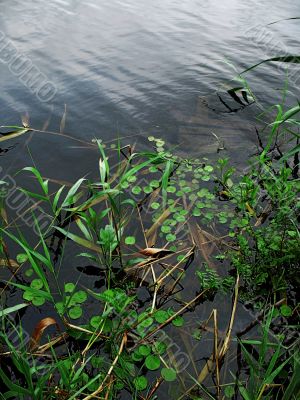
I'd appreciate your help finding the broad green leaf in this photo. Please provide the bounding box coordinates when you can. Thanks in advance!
[55,227,102,252]
[0,303,28,317]
[62,178,85,207]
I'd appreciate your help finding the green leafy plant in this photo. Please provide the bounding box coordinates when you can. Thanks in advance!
[235,309,298,400]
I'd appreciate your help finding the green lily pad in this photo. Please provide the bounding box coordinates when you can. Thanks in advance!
[154,310,169,323]
[65,282,76,293]
[145,354,160,371]
[125,236,136,245]
[172,316,184,327]
[138,344,151,356]
[23,291,34,301]
[68,306,83,319]
[32,296,46,306]
[70,290,88,304]
[133,376,148,391]
[161,367,177,382]
[30,279,43,290]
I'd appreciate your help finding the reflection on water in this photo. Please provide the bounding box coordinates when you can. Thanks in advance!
[1,0,300,180]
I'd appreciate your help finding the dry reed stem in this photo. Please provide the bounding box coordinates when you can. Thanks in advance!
[82,334,127,400]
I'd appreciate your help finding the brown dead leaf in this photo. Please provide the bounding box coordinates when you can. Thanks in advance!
[139,247,174,258]
[0,258,19,269]
[29,317,59,351]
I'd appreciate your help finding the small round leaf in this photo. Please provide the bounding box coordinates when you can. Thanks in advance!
[145,355,160,370]
[172,316,184,327]
[125,236,136,245]
[133,376,148,391]
[154,310,169,323]
[65,283,76,293]
[138,344,151,356]
[68,306,82,319]
[161,367,177,382]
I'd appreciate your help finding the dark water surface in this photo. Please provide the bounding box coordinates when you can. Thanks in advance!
[1,0,300,178]
[0,1,300,398]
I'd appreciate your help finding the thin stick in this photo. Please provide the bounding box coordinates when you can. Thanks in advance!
[219,274,239,359]
[178,276,240,399]
[137,204,158,312]
[82,334,126,400]
[104,375,114,400]
[145,378,163,400]
[213,309,220,399]
[157,246,195,286]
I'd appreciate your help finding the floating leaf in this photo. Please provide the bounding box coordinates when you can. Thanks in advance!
[166,233,176,242]
[150,180,160,188]
[70,290,87,305]
[132,186,142,195]
[23,291,34,301]
[138,344,151,356]
[280,305,292,317]
[193,208,201,217]
[65,282,76,293]
[17,253,28,264]
[204,165,214,173]
[138,317,153,329]
[152,341,167,355]
[161,367,177,382]
[161,225,171,233]
[32,296,46,307]
[133,376,148,391]
[91,356,104,369]
[224,385,235,398]
[174,214,185,222]
[30,279,43,290]
[90,316,103,329]
[172,316,184,327]
[154,310,169,323]
[25,268,34,277]
[55,302,65,315]
[143,186,153,194]
[145,355,160,371]
[166,186,176,193]
[127,175,137,183]
[150,202,160,210]
[68,306,83,319]
[132,351,144,362]
[125,236,136,245]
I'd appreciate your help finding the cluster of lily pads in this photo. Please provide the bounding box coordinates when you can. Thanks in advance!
[121,136,236,250]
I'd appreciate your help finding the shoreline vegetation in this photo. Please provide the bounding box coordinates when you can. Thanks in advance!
[0,75,299,399]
